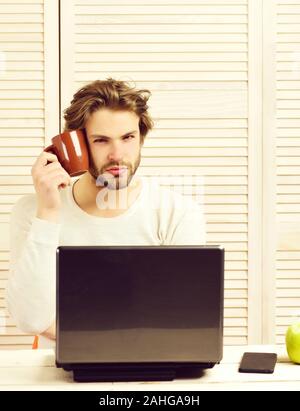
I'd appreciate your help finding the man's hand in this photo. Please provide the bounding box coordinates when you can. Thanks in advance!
[31,151,71,222]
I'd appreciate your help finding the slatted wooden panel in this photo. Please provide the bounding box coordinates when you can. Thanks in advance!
[0,0,46,349]
[276,0,300,344]
[61,0,250,344]
[4,0,300,349]
[0,0,59,349]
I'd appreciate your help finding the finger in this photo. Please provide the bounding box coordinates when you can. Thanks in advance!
[52,173,72,189]
[38,169,71,187]
[33,151,59,170]
[43,161,66,173]
[49,169,71,184]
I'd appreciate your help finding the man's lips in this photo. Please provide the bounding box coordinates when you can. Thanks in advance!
[105,167,127,176]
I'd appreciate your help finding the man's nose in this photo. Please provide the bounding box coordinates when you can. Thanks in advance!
[107,143,123,162]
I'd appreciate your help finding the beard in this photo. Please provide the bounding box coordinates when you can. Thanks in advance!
[88,150,141,191]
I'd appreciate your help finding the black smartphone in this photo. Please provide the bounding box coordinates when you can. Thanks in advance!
[238,352,277,374]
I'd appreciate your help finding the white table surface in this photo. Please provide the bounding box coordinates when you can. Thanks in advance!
[0,345,299,391]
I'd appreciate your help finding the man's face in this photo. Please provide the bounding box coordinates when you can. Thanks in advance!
[85,108,142,190]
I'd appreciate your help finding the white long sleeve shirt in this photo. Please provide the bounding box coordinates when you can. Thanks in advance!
[6,176,205,348]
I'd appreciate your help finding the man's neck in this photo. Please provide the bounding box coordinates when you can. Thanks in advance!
[72,172,142,218]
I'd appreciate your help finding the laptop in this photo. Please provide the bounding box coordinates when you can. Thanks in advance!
[55,245,224,382]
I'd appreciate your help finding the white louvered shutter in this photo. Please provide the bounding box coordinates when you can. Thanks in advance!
[276,0,300,344]
[6,0,298,349]
[0,0,59,348]
[61,0,249,345]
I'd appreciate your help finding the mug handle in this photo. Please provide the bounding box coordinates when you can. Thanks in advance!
[44,144,59,166]
[44,144,55,154]
[44,144,68,188]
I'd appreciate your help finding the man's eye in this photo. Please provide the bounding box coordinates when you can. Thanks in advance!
[94,135,134,143]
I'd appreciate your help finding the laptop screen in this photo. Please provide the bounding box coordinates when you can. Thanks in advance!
[56,246,224,365]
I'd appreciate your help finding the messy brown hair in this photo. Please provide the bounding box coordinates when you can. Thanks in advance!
[63,78,154,144]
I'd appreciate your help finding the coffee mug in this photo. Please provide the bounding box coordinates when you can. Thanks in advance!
[44,129,89,177]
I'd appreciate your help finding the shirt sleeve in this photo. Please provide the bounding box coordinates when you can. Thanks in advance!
[6,195,61,335]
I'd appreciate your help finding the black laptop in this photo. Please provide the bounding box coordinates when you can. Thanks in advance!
[55,245,224,382]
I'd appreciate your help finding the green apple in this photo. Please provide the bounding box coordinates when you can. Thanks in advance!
[286,323,300,364]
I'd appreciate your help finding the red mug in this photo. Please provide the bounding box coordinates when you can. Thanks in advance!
[44,129,89,177]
